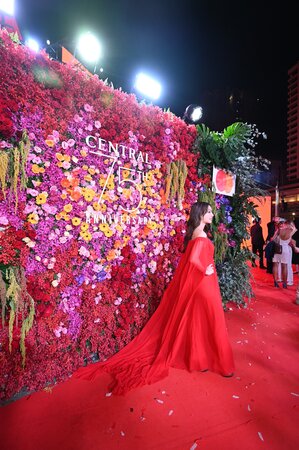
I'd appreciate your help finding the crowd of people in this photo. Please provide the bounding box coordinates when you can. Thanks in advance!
[250,216,299,303]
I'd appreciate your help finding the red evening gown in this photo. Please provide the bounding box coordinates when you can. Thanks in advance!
[74,237,235,394]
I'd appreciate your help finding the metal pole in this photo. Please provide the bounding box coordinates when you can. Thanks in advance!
[275,183,279,217]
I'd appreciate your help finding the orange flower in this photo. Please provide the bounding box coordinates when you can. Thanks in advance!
[45,139,55,147]
[61,178,71,188]
[106,249,116,260]
[114,240,122,249]
[69,189,81,202]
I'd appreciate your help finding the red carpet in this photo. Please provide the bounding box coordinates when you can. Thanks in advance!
[1,268,299,450]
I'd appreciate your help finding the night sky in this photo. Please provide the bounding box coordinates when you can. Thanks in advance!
[15,1,298,160]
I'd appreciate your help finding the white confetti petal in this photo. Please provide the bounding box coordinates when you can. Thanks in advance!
[155,398,164,404]
[120,431,125,437]
[258,432,264,441]
[232,395,239,399]
[168,410,174,416]
[291,392,299,397]
[105,392,112,397]
[247,404,251,411]
[190,443,198,450]
[161,390,166,394]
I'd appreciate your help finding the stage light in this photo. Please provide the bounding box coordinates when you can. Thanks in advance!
[0,0,15,15]
[183,104,203,124]
[26,38,40,53]
[134,73,162,101]
[77,32,102,63]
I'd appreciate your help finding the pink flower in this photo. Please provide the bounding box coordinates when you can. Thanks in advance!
[84,103,92,112]
[67,139,75,147]
[27,188,39,196]
[79,246,90,257]
[95,120,101,129]
[0,217,8,225]
[0,140,12,148]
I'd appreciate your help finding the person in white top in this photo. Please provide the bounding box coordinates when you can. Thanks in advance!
[272,221,297,288]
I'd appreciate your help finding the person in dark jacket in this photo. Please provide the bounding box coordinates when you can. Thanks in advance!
[250,218,266,268]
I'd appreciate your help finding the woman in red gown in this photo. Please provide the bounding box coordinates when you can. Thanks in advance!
[74,202,235,394]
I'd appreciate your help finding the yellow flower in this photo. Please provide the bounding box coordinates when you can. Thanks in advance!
[82,232,92,242]
[60,193,67,200]
[88,168,96,175]
[121,169,130,179]
[104,229,114,238]
[81,222,89,232]
[36,192,48,205]
[123,235,130,242]
[83,188,96,202]
[80,150,87,157]
[147,221,157,230]
[92,202,101,211]
[139,199,147,209]
[170,230,176,236]
[31,164,45,174]
[82,165,89,171]
[63,204,73,213]
[72,217,81,226]
[107,181,115,190]
[55,213,62,220]
[84,175,92,182]
[98,203,107,212]
[101,192,110,201]
[99,223,110,232]
[27,213,39,224]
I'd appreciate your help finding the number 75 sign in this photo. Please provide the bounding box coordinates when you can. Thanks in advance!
[90,150,145,213]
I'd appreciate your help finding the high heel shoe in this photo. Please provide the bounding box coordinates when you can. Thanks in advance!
[282,282,287,289]
[274,281,279,288]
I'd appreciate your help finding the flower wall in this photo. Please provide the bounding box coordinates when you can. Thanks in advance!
[0,30,199,400]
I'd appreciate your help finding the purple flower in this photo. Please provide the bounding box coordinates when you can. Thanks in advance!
[97,270,107,282]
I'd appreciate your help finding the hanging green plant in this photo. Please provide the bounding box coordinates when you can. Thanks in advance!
[193,122,270,306]
[0,131,30,210]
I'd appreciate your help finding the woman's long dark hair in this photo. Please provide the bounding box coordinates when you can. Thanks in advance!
[183,202,210,251]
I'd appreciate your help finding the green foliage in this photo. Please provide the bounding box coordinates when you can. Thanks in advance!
[193,122,270,306]
[217,248,253,306]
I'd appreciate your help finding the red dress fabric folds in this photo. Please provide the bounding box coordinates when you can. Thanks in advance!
[73,237,235,394]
